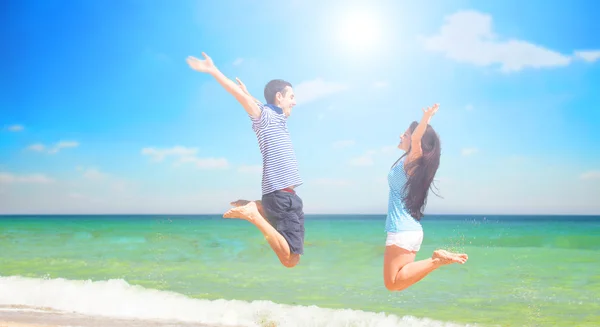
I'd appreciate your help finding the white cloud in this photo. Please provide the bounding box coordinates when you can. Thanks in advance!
[28,144,45,152]
[238,165,262,174]
[49,141,79,154]
[176,156,229,169]
[421,10,600,72]
[6,125,24,132]
[76,167,108,181]
[349,146,399,167]
[332,140,355,149]
[461,148,478,156]
[580,170,600,181]
[0,172,54,184]
[142,146,228,170]
[294,78,349,105]
[141,146,198,162]
[28,141,79,154]
[574,51,600,63]
[233,58,244,65]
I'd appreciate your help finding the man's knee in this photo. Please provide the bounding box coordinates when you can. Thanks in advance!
[282,254,300,268]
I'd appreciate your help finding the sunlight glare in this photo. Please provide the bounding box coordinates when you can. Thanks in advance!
[337,9,383,52]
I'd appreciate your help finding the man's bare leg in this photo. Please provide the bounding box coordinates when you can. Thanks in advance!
[383,246,468,291]
[224,201,299,268]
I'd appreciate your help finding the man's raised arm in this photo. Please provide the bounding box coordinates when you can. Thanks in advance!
[187,52,261,118]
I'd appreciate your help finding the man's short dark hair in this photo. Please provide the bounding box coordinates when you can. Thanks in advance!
[264,79,292,104]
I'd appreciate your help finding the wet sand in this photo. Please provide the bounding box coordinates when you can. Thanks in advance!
[0,306,237,327]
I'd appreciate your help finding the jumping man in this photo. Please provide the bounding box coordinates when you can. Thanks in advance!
[187,52,305,268]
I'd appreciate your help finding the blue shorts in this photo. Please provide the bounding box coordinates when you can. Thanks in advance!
[261,189,305,255]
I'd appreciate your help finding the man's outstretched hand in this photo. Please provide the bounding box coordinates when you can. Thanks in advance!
[235,77,250,96]
[186,52,260,117]
[186,52,216,74]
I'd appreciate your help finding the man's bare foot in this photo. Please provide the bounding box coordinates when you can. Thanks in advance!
[223,201,261,222]
[432,249,468,265]
[230,199,266,217]
[230,199,251,207]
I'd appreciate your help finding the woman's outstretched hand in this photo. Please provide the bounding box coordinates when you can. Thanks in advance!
[422,103,439,118]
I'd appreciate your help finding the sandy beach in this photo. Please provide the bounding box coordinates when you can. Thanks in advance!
[1,322,50,327]
[0,307,230,327]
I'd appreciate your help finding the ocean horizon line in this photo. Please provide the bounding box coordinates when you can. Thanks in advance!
[1,213,599,220]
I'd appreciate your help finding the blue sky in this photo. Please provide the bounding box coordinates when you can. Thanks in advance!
[1,0,599,215]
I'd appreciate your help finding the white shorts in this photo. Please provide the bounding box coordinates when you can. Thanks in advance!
[385,230,424,252]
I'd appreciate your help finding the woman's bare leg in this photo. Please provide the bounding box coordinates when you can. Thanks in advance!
[383,245,468,291]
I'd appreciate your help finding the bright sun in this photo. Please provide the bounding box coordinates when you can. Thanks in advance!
[337,9,383,51]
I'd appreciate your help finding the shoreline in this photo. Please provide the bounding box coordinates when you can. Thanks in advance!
[0,308,231,327]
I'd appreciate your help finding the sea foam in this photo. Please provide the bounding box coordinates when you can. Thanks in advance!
[0,275,475,327]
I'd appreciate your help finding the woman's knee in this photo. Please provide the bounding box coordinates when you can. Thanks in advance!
[384,278,408,292]
[384,279,396,291]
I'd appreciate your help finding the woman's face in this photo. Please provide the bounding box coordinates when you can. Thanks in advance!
[398,128,412,152]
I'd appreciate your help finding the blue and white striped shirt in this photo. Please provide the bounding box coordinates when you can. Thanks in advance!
[250,102,303,195]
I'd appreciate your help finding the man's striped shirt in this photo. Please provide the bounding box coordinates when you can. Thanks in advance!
[250,102,303,195]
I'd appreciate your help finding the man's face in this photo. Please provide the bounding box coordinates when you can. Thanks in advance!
[277,86,296,117]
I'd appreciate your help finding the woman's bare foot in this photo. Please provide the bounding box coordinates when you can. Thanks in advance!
[432,249,468,265]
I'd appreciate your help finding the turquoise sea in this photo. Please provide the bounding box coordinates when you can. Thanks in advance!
[0,214,599,326]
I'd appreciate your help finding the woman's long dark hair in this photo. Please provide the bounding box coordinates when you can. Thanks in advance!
[392,121,442,221]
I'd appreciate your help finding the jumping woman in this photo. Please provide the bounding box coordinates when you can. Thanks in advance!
[383,103,468,292]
